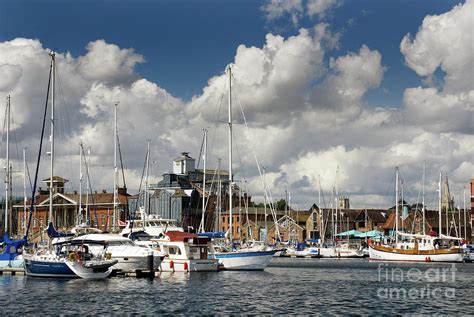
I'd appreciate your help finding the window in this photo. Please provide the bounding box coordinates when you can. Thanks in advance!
[168,246,181,255]
[101,215,106,226]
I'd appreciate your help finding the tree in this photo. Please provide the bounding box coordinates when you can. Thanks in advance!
[275,199,287,211]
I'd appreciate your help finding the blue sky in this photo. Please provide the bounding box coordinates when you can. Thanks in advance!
[0,0,461,105]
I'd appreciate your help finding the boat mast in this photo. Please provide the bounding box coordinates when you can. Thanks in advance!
[422,161,426,235]
[263,167,267,241]
[23,147,27,235]
[445,176,449,235]
[49,52,55,226]
[335,166,339,237]
[199,128,208,233]
[318,174,321,209]
[239,180,242,240]
[4,95,10,233]
[438,171,442,237]
[395,167,399,244]
[463,186,467,241]
[86,147,91,224]
[78,141,83,226]
[318,175,324,244]
[144,139,150,228]
[401,178,404,227]
[217,158,222,232]
[227,65,233,241]
[113,102,119,231]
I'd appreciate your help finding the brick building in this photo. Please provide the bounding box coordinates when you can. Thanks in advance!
[15,176,129,241]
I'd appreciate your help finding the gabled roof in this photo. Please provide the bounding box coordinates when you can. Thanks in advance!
[275,215,303,230]
[42,176,69,183]
[14,191,129,208]
[38,192,77,206]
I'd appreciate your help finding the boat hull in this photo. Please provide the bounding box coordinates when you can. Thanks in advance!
[24,257,76,278]
[23,254,116,278]
[111,255,163,272]
[317,247,363,258]
[215,250,277,270]
[66,260,115,279]
[369,245,464,262]
[0,254,24,269]
[159,258,219,272]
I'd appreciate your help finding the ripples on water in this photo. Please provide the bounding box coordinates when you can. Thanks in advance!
[1,259,473,315]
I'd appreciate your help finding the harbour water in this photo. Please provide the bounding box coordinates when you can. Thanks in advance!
[1,258,473,315]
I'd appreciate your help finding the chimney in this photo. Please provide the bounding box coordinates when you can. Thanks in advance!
[118,187,127,196]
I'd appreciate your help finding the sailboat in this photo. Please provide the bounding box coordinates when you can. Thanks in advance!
[121,141,183,239]
[23,51,117,278]
[369,167,463,262]
[211,65,278,270]
[0,95,27,269]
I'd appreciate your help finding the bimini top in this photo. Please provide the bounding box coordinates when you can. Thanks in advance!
[335,230,363,237]
[53,239,108,246]
[197,232,226,239]
[47,222,75,238]
[165,231,197,242]
[354,230,384,238]
[164,231,212,244]
[0,233,26,248]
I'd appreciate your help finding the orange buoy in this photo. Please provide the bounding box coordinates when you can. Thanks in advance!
[184,261,188,272]
[170,260,174,269]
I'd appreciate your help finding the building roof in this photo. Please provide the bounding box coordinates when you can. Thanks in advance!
[14,191,129,209]
[173,152,195,162]
[311,208,389,224]
[42,176,69,183]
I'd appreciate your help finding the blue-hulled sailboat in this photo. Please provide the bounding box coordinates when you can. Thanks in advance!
[23,51,117,278]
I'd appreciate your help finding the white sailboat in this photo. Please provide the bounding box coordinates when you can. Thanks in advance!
[213,65,277,270]
[369,168,463,262]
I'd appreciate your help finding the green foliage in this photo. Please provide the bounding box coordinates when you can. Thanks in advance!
[275,199,287,211]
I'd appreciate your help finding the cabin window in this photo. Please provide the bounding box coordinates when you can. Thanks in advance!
[168,247,181,255]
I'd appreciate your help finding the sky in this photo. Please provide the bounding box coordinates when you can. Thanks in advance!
[0,0,472,210]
